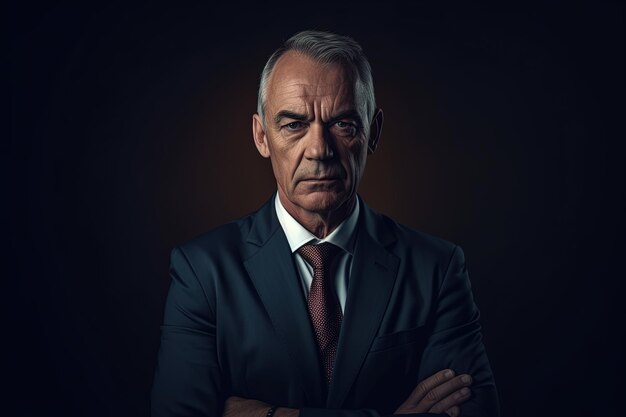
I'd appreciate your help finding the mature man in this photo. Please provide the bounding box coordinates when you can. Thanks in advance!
[151,31,499,417]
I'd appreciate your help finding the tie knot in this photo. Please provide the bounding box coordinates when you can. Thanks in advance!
[297,242,341,271]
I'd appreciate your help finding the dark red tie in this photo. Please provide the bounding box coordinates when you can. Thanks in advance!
[297,242,343,385]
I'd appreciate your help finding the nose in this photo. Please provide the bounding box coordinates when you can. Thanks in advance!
[304,122,334,161]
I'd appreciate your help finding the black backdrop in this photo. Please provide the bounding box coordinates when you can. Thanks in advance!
[9,2,625,417]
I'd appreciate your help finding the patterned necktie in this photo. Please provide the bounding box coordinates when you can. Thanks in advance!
[297,242,343,385]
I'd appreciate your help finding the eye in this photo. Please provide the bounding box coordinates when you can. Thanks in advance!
[335,121,357,130]
[284,121,305,131]
[333,120,358,136]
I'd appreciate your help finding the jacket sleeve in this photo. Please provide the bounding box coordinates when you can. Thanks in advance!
[300,410,443,417]
[415,245,500,417]
[151,247,225,417]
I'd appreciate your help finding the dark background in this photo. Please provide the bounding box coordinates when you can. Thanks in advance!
[9,2,625,416]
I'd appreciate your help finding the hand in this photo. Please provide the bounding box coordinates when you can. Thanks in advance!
[394,369,472,417]
[222,396,299,417]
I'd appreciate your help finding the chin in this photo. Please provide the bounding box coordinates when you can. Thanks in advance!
[298,191,347,213]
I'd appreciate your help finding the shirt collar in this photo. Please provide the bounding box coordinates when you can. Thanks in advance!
[274,193,360,255]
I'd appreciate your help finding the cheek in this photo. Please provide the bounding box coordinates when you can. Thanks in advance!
[271,143,302,185]
[343,140,367,178]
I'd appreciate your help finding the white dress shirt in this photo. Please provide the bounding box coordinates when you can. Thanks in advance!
[274,194,360,313]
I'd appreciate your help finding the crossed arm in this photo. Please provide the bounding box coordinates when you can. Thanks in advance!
[152,245,499,417]
[223,369,474,417]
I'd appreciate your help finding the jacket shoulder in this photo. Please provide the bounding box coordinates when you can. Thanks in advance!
[173,209,258,264]
[372,208,460,263]
[368,210,467,295]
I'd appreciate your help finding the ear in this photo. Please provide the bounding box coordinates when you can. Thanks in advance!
[367,108,384,154]
[252,113,271,158]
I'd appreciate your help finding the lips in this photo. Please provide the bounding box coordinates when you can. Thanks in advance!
[302,177,338,181]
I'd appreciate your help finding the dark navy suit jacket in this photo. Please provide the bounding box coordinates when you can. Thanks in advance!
[151,194,499,417]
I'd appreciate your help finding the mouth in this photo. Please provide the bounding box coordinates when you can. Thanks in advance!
[300,178,339,182]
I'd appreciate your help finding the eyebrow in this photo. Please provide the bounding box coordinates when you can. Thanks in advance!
[328,110,363,126]
[274,111,309,125]
[273,109,364,126]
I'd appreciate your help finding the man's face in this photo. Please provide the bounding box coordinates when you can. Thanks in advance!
[253,51,378,215]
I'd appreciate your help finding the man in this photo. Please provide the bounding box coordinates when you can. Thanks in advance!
[151,31,499,417]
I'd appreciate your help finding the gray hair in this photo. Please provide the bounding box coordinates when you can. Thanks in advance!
[257,30,376,131]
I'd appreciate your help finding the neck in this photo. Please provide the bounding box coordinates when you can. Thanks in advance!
[278,192,356,239]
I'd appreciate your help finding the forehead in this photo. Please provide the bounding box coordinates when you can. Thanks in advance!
[266,51,357,112]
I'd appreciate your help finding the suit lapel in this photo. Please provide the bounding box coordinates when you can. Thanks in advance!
[327,200,400,408]
[243,197,326,406]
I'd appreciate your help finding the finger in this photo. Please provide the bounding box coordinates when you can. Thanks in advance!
[407,369,456,405]
[419,374,472,410]
[446,405,460,417]
[429,386,471,414]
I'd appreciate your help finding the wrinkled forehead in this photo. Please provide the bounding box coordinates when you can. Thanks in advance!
[265,52,365,116]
